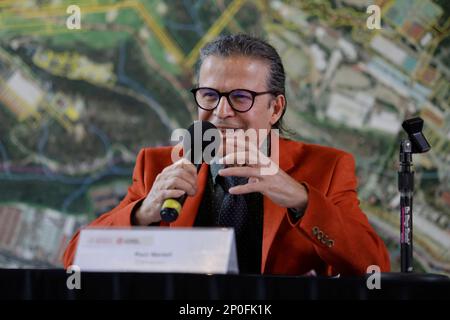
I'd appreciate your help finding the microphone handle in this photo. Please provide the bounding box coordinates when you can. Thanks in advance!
[159,164,201,222]
[160,194,187,222]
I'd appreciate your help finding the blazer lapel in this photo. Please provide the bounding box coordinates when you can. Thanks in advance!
[169,163,209,227]
[261,137,299,272]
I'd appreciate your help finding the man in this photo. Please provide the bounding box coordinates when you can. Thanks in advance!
[63,34,390,275]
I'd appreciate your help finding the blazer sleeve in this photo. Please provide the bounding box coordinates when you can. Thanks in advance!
[62,149,148,268]
[292,153,390,275]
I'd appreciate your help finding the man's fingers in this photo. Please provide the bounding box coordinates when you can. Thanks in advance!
[164,177,196,196]
[218,151,247,165]
[217,151,260,166]
[229,183,261,195]
[224,136,259,154]
[219,166,261,178]
[160,189,186,201]
[220,132,259,157]
[171,168,197,190]
[175,158,197,175]
[216,132,270,166]
[248,177,260,184]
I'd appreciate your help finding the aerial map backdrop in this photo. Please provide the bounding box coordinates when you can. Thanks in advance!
[0,0,449,275]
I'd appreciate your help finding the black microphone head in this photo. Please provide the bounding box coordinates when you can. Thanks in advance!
[184,120,220,165]
[402,117,423,134]
[401,117,431,154]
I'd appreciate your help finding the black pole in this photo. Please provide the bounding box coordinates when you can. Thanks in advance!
[398,139,414,272]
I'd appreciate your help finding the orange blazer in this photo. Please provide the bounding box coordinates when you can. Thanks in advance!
[63,138,390,275]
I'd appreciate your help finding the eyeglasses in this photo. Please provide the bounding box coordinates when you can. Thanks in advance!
[191,87,277,113]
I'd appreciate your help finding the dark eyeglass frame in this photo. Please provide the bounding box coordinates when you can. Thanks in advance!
[190,87,278,113]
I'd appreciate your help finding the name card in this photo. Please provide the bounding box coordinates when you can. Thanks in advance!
[73,227,238,274]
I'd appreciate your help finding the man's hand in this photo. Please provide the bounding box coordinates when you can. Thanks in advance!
[217,135,308,212]
[134,158,197,226]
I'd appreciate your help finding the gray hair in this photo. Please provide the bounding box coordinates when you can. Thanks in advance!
[196,34,287,132]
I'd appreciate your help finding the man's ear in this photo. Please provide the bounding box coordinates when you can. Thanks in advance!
[269,95,286,126]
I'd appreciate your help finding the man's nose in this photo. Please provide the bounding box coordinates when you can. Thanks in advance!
[214,96,235,119]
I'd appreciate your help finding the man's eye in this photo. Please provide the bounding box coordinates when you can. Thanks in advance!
[203,92,217,98]
[233,94,251,100]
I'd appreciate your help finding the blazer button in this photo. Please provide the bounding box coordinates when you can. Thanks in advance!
[327,240,334,248]
[312,226,319,236]
[317,231,323,240]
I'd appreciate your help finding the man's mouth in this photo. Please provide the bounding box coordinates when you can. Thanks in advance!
[215,126,241,133]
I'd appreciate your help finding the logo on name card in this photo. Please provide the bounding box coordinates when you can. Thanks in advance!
[116,236,154,245]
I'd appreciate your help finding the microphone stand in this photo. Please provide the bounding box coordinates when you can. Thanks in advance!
[380,117,448,282]
[398,139,413,273]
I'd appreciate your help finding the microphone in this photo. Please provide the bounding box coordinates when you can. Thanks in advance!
[160,120,219,222]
